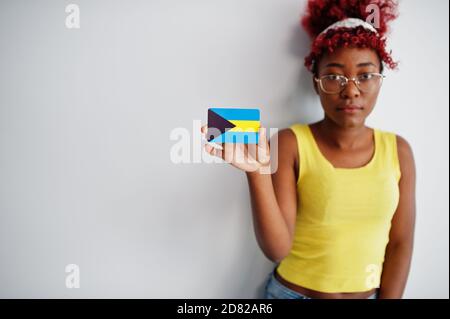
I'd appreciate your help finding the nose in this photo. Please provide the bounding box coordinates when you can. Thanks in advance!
[341,79,360,99]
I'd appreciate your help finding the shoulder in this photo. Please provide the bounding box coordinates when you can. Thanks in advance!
[395,134,416,177]
[396,135,413,157]
[377,128,415,165]
[268,127,299,175]
[269,128,298,157]
[267,126,298,144]
[277,128,298,144]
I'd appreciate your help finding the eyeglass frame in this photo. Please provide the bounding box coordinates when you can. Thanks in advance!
[314,72,386,94]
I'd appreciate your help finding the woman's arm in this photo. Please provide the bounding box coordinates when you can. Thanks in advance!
[202,126,299,263]
[378,135,416,299]
[246,129,299,262]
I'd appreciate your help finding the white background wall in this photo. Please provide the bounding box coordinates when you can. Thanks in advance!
[0,0,448,298]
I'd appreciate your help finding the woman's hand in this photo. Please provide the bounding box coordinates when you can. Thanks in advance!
[201,125,271,173]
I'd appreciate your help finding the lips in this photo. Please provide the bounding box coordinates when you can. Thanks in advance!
[336,105,363,114]
[337,105,363,110]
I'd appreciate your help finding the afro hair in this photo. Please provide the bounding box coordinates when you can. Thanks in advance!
[301,0,399,74]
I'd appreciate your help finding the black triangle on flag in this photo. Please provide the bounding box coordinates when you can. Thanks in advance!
[207,109,236,142]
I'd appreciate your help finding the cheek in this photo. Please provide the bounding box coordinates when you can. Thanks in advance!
[364,91,381,109]
[319,93,340,110]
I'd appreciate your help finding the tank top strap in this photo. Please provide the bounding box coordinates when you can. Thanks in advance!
[289,123,330,182]
[374,129,402,183]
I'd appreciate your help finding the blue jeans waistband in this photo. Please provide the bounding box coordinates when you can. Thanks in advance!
[264,267,379,299]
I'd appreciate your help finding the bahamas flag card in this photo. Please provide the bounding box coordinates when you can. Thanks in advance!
[207,108,260,144]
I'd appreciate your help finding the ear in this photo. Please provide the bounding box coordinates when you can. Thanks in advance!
[313,76,319,95]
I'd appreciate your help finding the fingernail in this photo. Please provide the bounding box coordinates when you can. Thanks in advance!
[208,142,223,150]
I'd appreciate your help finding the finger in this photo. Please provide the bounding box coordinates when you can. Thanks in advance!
[234,143,246,166]
[212,146,223,159]
[257,128,270,164]
[246,143,258,164]
[222,143,234,163]
[257,145,270,165]
[258,127,267,148]
[204,143,214,155]
[207,142,223,151]
[201,125,209,141]
[243,143,249,161]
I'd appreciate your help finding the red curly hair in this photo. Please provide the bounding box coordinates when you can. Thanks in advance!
[301,0,399,74]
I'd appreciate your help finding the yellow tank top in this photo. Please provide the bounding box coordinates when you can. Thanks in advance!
[277,123,401,293]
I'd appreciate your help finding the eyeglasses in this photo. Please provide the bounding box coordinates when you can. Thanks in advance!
[314,73,386,94]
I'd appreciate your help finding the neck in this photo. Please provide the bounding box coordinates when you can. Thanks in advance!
[318,117,368,150]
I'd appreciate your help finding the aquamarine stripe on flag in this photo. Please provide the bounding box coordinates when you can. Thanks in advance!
[209,108,260,121]
[210,132,259,144]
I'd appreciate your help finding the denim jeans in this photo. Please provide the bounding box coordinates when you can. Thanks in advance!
[263,268,379,299]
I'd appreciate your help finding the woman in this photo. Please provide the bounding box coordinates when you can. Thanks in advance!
[202,0,415,299]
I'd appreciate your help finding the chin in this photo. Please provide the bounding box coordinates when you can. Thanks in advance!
[344,118,366,128]
[332,116,365,128]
